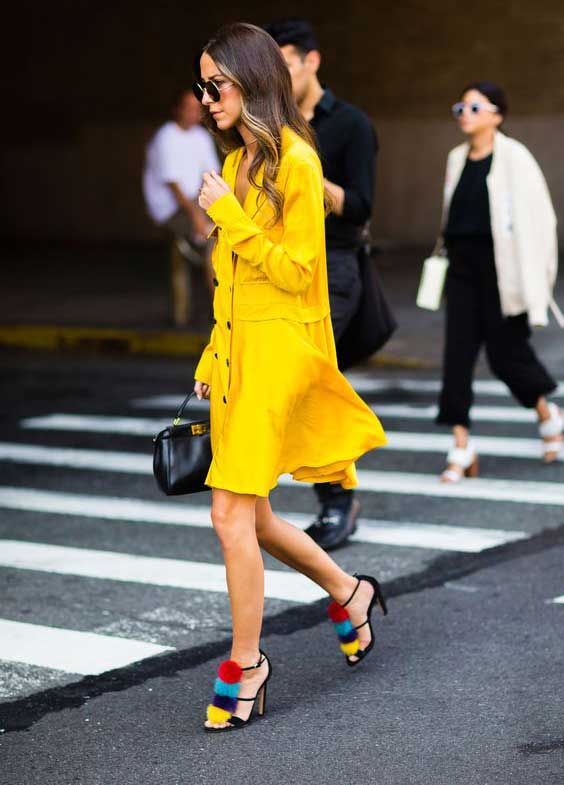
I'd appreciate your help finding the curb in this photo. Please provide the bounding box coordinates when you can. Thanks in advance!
[0,324,435,369]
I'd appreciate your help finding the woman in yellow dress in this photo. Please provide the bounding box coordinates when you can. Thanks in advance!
[193,23,387,732]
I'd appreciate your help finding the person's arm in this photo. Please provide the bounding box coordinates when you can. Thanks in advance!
[168,182,209,239]
[200,159,325,294]
[331,113,377,223]
[194,326,216,388]
[511,146,558,326]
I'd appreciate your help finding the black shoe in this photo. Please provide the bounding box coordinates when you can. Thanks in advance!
[304,499,360,551]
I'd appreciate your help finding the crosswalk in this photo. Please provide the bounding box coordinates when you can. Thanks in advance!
[1,372,563,699]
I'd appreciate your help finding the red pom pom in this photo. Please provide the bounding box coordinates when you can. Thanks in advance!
[217,660,243,684]
[328,601,349,623]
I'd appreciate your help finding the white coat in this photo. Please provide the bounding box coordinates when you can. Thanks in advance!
[441,131,558,326]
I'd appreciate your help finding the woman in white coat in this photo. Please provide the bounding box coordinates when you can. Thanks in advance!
[437,81,562,482]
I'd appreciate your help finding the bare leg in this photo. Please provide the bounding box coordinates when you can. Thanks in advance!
[205,489,267,729]
[255,497,374,659]
[170,242,190,327]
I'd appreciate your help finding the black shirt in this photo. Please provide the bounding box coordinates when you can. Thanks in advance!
[310,89,378,250]
[445,154,493,238]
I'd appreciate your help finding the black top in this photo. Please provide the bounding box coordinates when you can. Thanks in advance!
[310,89,378,250]
[445,154,493,238]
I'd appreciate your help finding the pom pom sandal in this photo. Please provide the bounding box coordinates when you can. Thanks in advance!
[205,650,271,732]
[440,443,478,483]
[328,573,388,667]
[539,402,563,463]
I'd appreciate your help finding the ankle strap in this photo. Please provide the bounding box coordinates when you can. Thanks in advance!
[342,575,361,609]
[241,654,265,671]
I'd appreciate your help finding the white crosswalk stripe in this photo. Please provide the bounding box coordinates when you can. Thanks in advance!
[375,404,542,423]
[1,442,563,505]
[19,405,547,434]
[0,619,173,675]
[0,540,326,603]
[0,487,527,552]
[131,379,564,406]
[18,413,554,461]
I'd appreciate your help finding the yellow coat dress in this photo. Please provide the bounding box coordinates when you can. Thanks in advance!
[194,127,386,497]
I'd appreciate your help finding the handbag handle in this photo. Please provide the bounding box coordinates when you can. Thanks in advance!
[172,391,199,427]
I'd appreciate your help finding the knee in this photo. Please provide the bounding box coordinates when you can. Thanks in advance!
[210,501,239,551]
[211,496,256,552]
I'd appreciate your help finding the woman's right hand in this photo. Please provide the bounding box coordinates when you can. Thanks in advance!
[194,380,210,400]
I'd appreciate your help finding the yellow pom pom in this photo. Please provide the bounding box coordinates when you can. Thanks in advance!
[207,705,232,724]
[340,640,360,656]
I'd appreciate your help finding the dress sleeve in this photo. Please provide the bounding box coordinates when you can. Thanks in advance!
[194,329,215,384]
[206,159,324,294]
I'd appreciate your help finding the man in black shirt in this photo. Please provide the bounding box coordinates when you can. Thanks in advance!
[265,19,378,550]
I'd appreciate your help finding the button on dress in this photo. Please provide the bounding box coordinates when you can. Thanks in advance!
[195,127,386,497]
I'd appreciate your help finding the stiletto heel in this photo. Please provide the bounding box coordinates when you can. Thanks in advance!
[204,650,271,733]
[257,683,267,716]
[328,573,388,667]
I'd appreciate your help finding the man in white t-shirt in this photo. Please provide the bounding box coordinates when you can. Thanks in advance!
[143,89,220,325]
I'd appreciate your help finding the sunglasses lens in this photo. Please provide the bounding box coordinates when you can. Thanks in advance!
[192,81,204,102]
[206,81,221,102]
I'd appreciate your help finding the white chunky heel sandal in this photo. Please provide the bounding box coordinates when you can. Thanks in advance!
[539,403,563,463]
[440,442,479,483]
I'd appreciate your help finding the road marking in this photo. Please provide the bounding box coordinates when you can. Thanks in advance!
[20,405,548,436]
[2,443,564,505]
[17,416,558,469]
[373,404,541,423]
[0,540,325,603]
[0,487,527,552]
[320,471,564,506]
[132,379,564,409]
[21,414,171,435]
[385,432,550,460]
[0,618,173,675]
[551,596,564,604]
[0,442,150,474]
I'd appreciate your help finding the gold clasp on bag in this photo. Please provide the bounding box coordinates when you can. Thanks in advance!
[191,423,208,435]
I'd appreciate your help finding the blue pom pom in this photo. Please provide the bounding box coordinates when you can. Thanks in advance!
[212,694,238,713]
[214,677,240,698]
[339,628,358,644]
[334,619,353,636]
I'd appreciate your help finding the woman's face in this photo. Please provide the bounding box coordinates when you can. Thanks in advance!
[199,52,242,130]
[455,89,502,135]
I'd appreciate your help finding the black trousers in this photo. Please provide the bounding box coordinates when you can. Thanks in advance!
[437,236,556,428]
[315,248,362,511]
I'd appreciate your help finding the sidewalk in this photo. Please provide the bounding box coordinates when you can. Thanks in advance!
[1,243,562,372]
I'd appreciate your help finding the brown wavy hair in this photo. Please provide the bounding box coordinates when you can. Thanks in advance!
[200,22,322,225]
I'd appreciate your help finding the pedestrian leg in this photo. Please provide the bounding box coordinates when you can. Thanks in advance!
[205,489,267,729]
[170,239,191,327]
[255,497,376,661]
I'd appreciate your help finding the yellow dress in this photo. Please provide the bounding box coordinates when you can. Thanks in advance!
[194,127,386,496]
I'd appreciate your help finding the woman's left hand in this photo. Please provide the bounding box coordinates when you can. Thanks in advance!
[198,171,231,210]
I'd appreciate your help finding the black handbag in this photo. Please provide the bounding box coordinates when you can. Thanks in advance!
[153,392,212,495]
[337,244,397,372]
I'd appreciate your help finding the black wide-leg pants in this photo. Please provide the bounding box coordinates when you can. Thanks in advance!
[437,236,556,428]
[315,248,362,511]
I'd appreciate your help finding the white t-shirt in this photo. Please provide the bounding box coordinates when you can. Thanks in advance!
[143,122,220,224]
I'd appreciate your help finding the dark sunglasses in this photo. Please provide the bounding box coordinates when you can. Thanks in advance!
[192,79,223,103]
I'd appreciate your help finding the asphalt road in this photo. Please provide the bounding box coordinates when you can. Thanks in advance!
[0,349,563,784]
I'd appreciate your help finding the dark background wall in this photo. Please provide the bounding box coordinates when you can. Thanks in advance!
[4,1,564,246]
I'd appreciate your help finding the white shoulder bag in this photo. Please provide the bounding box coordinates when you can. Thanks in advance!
[416,240,449,311]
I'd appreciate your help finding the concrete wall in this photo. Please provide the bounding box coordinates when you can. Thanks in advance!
[3,1,564,246]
